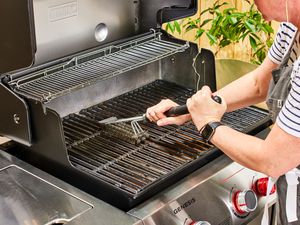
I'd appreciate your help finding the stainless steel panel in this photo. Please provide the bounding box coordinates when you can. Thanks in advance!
[0,165,92,225]
[0,150,141,225]
[129,156,277,225]
[32,0,136,65]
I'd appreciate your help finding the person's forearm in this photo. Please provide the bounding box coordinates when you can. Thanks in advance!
[215,71,267,112]
[210,125,269,174]
[214,58,276,112]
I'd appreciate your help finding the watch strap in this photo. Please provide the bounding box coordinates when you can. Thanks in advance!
[200,121,224,143]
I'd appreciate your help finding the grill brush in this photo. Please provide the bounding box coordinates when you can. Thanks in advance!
[99,96,222,145]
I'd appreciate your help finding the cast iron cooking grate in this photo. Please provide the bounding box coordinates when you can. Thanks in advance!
[62,80,270,197]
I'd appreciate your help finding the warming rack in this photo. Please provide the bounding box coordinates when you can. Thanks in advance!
[9,31,189,103]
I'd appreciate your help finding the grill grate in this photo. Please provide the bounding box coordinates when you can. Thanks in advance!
[63,80,270,196]
[10,32,189,102]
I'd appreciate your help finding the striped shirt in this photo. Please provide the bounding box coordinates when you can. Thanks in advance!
[268,22,299,65]
[268,22,300,137]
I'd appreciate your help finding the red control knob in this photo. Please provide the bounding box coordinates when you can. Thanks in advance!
[254,177,276,196]
[232,189,257,214]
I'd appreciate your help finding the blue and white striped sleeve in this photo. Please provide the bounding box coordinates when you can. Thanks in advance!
[277,60,300,137]
[268,22,297,64]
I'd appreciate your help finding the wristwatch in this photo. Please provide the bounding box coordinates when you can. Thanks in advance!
[200,121,224,143]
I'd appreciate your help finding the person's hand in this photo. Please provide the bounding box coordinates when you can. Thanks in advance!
[146,99,191,126]
[187,86,227,131]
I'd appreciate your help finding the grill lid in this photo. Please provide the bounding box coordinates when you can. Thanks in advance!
[0,0,36,74]
[0,0,197,75]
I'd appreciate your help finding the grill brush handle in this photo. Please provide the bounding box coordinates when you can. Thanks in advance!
[165,105,189,117]
[164,95,222,117]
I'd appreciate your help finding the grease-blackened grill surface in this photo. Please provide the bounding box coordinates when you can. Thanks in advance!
[62,80,271,209]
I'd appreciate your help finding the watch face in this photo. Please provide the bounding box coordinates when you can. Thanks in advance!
[202,125,214,140]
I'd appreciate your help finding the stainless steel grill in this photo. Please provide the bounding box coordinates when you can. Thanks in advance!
[9,32,189,102]
[0,1,274,224]
[62,80,270,198]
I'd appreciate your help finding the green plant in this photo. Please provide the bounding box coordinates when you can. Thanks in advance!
[166,0,274,64]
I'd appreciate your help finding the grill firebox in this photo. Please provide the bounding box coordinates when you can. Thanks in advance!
[61,80,271,209]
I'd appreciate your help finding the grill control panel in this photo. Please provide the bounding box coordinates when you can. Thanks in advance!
[130,158,277,225]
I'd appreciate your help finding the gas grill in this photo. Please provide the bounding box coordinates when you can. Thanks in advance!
[0,1,275,224]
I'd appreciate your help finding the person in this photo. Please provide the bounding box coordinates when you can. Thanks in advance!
[146,0,300,224]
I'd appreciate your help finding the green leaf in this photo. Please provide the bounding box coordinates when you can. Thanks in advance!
[184,20,196,28]
[250,32,260,40]
[200,7,212,16]
[240,30,250,40]
[185,24,198,32]
[266,39,273,48]
[166,23,175,33]
[253,45,266,55]
[245,20,256,32]
[223,7,237,15]
[230,12,245,18]
[195,29,205,40]
[206,33,217,44]
[213,2,228,10]
[200,19,213,28]
[229,16,238,24]
[262,24,274,33]
[174,21,181,34]
[249,35,257,50]
[220,26,230,39]
[219,39,231,47]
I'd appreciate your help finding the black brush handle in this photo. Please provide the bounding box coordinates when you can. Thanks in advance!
[165,105,189,117]
[165,95,222,117]
[212,95,222,104]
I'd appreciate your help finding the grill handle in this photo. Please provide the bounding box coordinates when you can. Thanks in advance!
[165,95,222,117]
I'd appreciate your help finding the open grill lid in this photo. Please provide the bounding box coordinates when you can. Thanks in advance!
[0,0,197,74]
[0,0,36,74]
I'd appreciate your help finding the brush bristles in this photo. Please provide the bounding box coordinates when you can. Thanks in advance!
[102,123,149,145]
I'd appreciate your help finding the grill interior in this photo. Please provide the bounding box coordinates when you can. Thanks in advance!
[62,80,270,197]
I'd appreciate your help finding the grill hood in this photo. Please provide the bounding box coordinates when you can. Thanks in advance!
[0,0,197,74]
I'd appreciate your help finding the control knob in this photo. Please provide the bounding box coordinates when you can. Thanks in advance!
[190,221,211,225]
[232,189,257,215]
[253,177,276,196]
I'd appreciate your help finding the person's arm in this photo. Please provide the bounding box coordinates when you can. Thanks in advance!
[215,57,278,112]
[187,85,300,178]
[146,57,278,125]
[210,123,300,178]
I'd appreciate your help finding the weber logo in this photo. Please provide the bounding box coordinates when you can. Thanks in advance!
[173,198,196,215]
[49,1,78,22]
